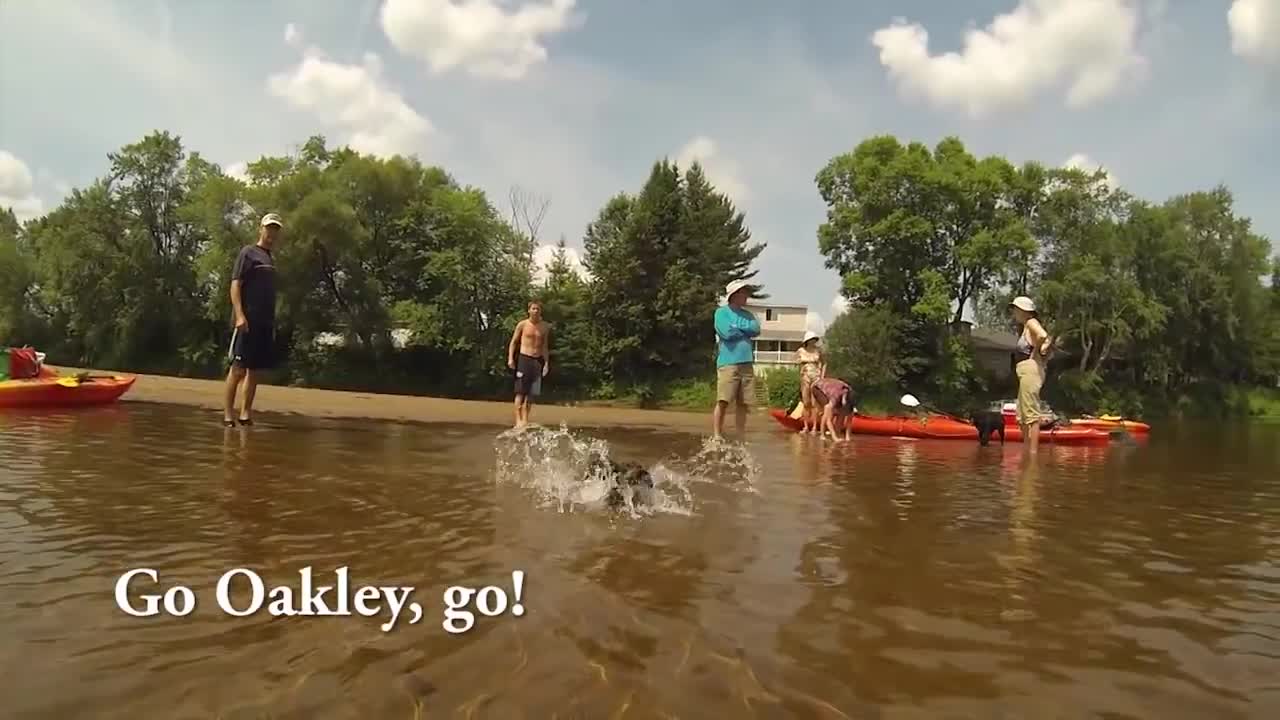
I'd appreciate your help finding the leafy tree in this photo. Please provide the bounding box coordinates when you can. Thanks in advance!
[583,160,764,395]
[0,208,34,343]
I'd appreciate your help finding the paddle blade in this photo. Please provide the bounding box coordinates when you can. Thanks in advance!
[55,376,79,387]
[900,394,921,408]
[789,401,805,419]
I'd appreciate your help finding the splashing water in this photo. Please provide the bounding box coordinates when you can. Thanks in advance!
[660,435,763,494]
[492,424,692,516]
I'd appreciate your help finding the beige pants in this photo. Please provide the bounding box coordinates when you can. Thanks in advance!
[716,363,755,405]
[1015,358,1046,426]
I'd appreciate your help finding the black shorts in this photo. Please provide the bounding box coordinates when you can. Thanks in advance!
[514,353,543,397]
[228,322,276,370]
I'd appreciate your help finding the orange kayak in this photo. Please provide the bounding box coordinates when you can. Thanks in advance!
[0,366,136,408]
[770,408,1113,445]
[998,409,1150,434]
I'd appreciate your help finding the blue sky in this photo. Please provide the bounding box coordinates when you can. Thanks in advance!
[1,0,1278,330]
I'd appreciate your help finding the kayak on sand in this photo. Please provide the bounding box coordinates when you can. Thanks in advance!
[770,406,1113,445]
[0,366,136,408]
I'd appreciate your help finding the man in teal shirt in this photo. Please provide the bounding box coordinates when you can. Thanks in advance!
[713,279,761,438]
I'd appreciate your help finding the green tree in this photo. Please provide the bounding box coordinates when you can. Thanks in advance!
[583,160,764,396]
[537,237,592,396]
[815,135,1033,388]
[0,208,35,343]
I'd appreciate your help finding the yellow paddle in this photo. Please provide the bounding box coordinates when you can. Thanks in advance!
[55,376,80,387]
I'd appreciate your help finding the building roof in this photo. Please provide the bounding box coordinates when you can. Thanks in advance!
[743,302,808,312]
[968,325,1018,351]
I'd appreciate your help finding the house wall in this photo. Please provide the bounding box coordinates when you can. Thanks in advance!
[745,304,806,337]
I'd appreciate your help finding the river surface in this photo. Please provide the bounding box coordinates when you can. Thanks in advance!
[1,402,1278,719]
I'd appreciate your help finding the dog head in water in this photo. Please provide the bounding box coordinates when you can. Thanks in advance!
[602,459,654,509]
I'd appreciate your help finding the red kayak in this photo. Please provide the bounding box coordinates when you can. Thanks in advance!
[770,408,1113,445]
[0,366,136,408]
[995,404,1151,434]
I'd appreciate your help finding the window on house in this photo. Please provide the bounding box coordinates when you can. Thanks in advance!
[765,308,774,321]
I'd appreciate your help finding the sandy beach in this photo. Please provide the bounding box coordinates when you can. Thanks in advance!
[48,365,768,432]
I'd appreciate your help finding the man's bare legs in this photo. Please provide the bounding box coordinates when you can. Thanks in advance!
[223,365,245,424]
[239,370,259,422]
[735,401,747,436]
[223,365,260,423]
[712,399,726,438]
[514,393,527,428]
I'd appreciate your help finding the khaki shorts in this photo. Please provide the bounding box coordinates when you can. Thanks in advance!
[1015,359,1046,426]
[716,363,755,405]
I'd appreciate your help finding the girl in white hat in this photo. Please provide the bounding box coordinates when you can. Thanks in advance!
[796,330,826,433]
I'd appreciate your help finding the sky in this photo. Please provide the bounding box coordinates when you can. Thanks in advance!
[2,0,1278,333]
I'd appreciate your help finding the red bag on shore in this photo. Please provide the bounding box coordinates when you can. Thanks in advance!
[8,347,40,379]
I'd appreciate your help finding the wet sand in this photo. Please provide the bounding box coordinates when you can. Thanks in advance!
[49,365,766,432]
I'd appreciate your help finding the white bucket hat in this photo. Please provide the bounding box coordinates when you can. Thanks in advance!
[803,330,820,344]
[1009,296,1036,313]
[724,278,753,302]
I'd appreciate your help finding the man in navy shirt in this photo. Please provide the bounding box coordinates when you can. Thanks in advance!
[223,213,281,426]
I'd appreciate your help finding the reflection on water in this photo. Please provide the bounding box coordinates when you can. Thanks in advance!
[1,403,1278,718]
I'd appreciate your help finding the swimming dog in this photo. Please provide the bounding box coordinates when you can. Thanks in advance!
[971,410,1006,446]
[589,456,656,509]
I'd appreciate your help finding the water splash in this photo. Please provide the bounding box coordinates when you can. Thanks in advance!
[658,435,763,495]
[492,424,698,517]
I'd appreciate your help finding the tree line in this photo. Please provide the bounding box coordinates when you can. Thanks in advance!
[2,130,1277,416]
[814,135,1279,418]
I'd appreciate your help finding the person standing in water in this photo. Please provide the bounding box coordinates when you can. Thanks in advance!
[713,279,760,439]
[1009,296,1055,457]
[508,300,550,428]
[796,330,826,433]
[223,213,282,427]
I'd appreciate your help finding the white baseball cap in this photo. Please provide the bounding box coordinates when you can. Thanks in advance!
[724,278,754,301]
[260,213,283,227]
[1009,296,1035,312]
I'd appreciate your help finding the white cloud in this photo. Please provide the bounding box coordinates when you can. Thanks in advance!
[0,150,44,222]
[223,161,251,183]
[870,0,1146,117]
[532,242,589,284]
[805,311,825,334]
[1229,0,1280,65]
[380,0,582,80]
[1062,152,1119,187]
[266,24,435,158]
[674,135,750,204]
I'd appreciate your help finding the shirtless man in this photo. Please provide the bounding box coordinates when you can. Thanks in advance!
[507,300,551,428]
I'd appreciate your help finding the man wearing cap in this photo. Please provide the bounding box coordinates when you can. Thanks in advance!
[712,279,760,439]
[223,213,282,427]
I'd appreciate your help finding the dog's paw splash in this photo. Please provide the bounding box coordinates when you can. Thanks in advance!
[492,424,695,517]
[656,435,762,494]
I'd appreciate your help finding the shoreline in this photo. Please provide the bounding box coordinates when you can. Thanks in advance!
[50,366,770,433]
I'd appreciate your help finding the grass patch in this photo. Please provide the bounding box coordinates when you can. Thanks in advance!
[1245,386,1280,419]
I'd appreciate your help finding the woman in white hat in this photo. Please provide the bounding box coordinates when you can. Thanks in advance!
[796,330,826,433]
[1009,296,1055,455]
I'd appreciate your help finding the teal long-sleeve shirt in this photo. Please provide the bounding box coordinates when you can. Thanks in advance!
[715,305,760,367]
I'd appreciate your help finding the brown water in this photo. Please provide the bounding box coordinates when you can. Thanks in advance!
[1,402,1278,719]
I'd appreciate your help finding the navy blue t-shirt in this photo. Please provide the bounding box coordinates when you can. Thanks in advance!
[231,244,276,323]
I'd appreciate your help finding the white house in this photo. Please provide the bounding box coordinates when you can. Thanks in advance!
[716,302,809,374]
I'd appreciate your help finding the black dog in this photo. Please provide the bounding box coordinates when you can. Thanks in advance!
[971,410,1006,446]
[588,456,656,509]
